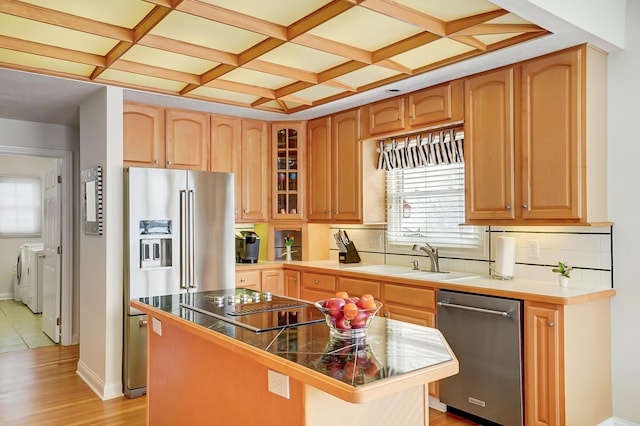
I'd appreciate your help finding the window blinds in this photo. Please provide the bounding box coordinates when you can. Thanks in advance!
[0,176,42,236]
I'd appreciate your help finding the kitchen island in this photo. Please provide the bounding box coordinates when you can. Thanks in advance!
[131,289,458,426]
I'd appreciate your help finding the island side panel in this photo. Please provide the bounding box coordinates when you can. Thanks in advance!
[146,316,305,426]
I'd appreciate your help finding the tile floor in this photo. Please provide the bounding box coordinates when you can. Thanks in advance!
[0,299,55,353]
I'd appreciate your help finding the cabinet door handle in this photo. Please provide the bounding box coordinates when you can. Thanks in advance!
[548,322,555,327]
[314,279,319,284]
[154,160,159,165]
[240,278,246,282]
[167,160,173,165]
[243,209,248,213]
[325,210,330,213]
[522,204,528,209]
[505,205,511,210]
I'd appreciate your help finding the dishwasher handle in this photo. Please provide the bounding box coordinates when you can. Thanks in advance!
[438,301,512,318]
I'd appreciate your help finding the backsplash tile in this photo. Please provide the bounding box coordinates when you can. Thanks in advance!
[327,224,613,290]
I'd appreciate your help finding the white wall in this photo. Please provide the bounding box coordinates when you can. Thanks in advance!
[0,155,57,299]
[0,118,78,151]
[76,86,124,400]
[607,0,640,422]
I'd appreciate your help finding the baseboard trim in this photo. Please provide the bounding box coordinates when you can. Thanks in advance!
[76,359,123,401]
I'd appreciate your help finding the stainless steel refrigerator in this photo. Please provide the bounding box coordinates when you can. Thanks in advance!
[124,167,235,398]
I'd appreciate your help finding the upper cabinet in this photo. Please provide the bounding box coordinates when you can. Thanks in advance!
[164,109,209,171]
[124,104,209,171]
[123,102,165,168]
[464,45,608,225]
[464,67,516,221]
[364,80,463,138]
[210,115,242,218]
[307,112,385,224]
[240,119,269,222]
[272,122,305,221]
[307,110,362,222]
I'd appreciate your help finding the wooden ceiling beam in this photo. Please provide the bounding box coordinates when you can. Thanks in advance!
[0,0,132,41]
[372,32,440,63]
[244,59,318,84]
[205,79,276,99]
[358,0,446,36]
[287,0,357,39]
[294,33,372,64]
[110,59,200,84]
[138,34,238,66]
[454,23,546,36]
[449,35,487,52]
[445,9,509,35]
[0,35,105,67]
[318,60,367,82]
[176,0,287,40]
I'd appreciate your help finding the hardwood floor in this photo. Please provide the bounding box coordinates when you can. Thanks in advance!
[0,344,146,426]
[0,344,476,425]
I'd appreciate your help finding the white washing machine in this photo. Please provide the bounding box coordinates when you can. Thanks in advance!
[17,243,44,313]
[11,263,19,302]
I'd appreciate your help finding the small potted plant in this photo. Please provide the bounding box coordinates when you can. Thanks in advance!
[552,261,572,287]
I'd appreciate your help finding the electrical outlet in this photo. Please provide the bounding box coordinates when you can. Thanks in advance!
[152,317,162,336]
[527,240,540,259]
[268,369,290,399]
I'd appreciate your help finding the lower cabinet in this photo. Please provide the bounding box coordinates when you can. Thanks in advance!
[300,272,336,301]
[337,277,380,299]
[284,270,300,298]
[382,283,438,397]
[235,269,261,291]
[524,299,612,425]
[261,269,284,295]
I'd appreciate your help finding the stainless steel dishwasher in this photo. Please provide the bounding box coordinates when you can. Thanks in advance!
[437,290,523,426]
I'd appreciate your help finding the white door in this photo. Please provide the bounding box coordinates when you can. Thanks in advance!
[42,163,61,343]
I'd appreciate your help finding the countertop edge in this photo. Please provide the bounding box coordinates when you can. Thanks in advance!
[130,299,458,404]
[241,261,616,305]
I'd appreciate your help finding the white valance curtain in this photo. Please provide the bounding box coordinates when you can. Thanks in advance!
[376,127,464,171]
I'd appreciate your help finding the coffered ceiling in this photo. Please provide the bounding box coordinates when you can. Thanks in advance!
[0,0,549,116]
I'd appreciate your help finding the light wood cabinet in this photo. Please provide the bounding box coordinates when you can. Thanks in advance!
[368,97,405,136]
[300,272,336,302]
[307,117,332,221]
[331,109,362,222]
[272,122,305,220]
[210,115,242,218]
[307,110,363,223]
[465,45,608,225]
[407,80,464,129]
[235,269,261,291]
[381,282,437,397]
[337,277,381,300]
[464,67,516,221]
[520,49,580,220]
[363,80,463,138]
[123,102,165,168]
[524,298,612,425]
[261,269,284,295]
[164,109,209,171]
[239,119,269,222]
[284,270,300,298]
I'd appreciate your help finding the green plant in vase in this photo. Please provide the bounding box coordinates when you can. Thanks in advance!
[552,261,572,287]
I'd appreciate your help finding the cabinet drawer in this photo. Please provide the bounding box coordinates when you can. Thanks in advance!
[382,284,436,310]
[301,272,336,293]
[337,277,380,299]
[235,269,260,289]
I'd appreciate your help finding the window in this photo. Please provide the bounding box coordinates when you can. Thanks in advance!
[0,176,42,237]
[386,162,483,253]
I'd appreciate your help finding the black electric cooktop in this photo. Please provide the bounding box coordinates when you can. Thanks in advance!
[180,290,325,333]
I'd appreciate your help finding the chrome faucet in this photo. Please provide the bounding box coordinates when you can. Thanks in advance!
[412,243,440,272]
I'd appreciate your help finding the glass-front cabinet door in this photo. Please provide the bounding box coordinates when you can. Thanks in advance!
[272,122,305,220]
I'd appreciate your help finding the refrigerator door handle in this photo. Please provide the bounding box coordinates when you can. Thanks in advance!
[179,190,188,289]
[188,189,196,288]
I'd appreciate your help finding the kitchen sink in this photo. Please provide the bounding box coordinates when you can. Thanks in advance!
[400,271,480,281]
[344,265,420,275]
[345,265,480,281]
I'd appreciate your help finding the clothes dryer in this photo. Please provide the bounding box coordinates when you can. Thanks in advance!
[17,243,44,312]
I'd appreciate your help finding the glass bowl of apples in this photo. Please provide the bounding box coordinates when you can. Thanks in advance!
[314,292,383,340]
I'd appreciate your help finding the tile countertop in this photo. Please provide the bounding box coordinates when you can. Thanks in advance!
[267,260,616,305]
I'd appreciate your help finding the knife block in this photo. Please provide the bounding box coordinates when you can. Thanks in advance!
[339,241,361,264]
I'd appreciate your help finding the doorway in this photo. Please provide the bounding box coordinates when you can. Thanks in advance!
[0,147,74,349]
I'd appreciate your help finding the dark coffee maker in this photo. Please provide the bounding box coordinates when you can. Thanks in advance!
[235,231,260,263]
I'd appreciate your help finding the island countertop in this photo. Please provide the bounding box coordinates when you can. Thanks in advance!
[131,288,458,406]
